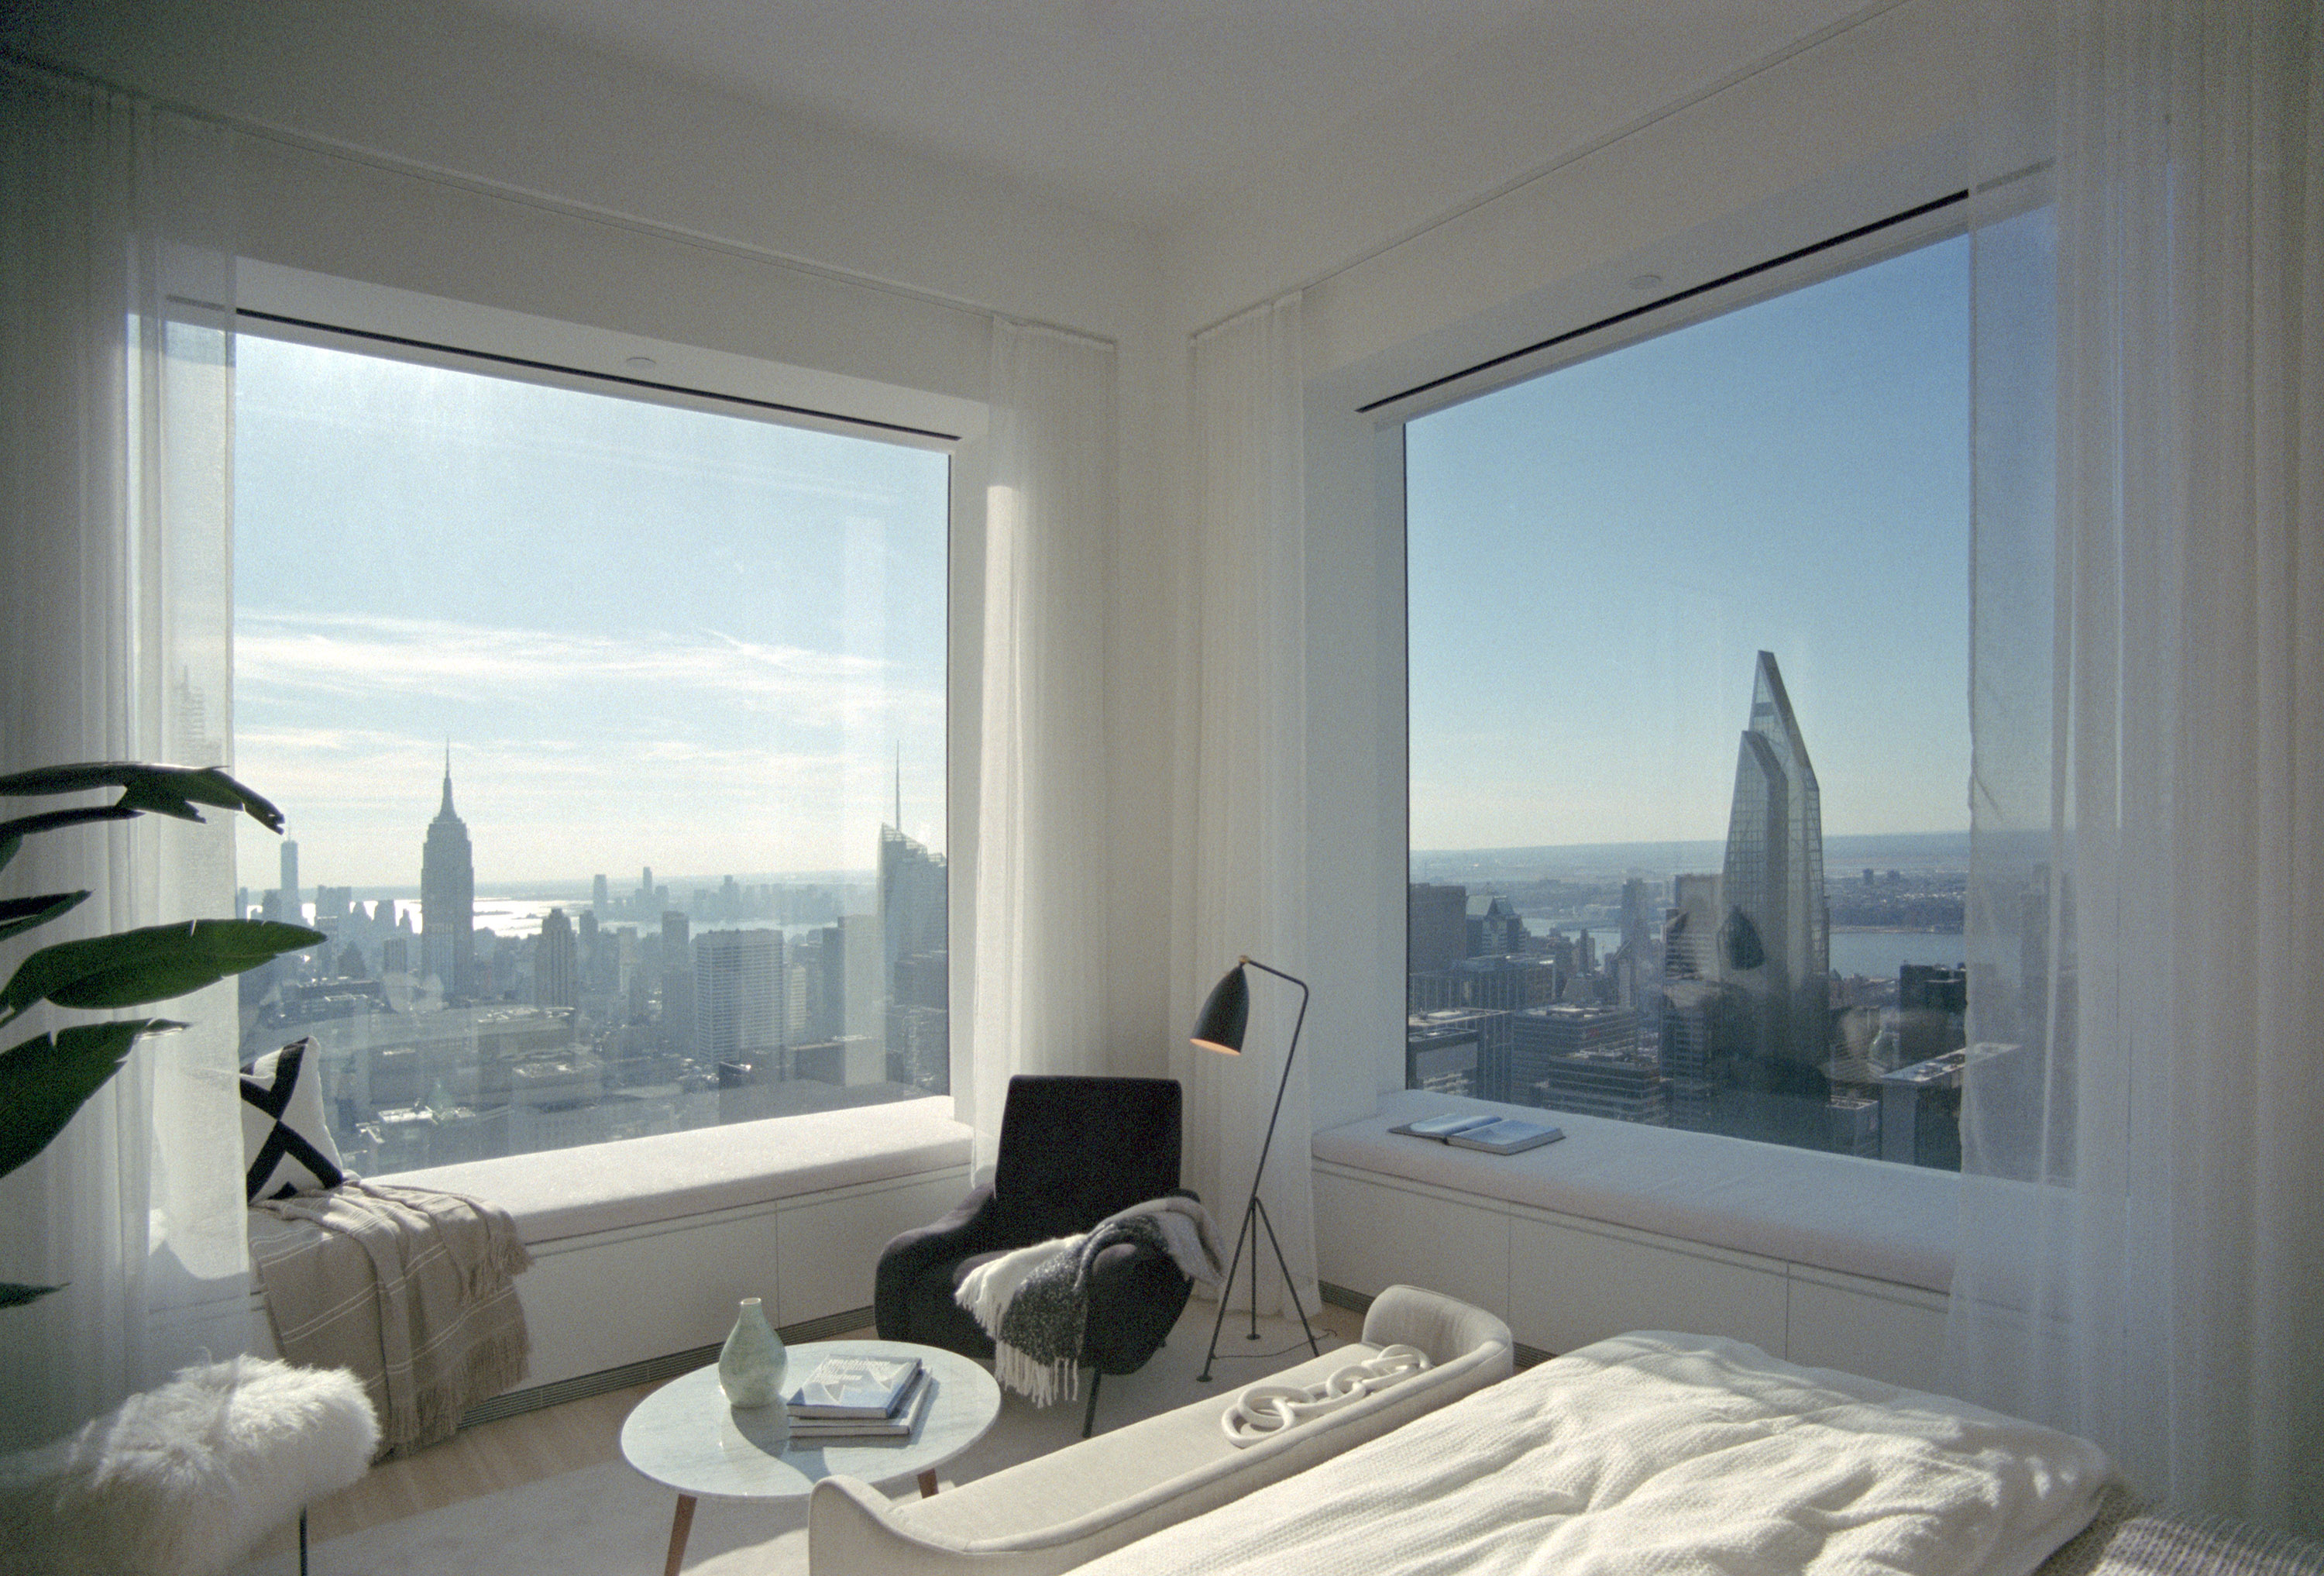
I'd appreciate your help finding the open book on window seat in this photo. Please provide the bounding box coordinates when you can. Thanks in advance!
[1388,1111,1564,1154]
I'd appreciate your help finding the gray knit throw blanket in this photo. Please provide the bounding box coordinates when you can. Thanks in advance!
[957,1195,1225,1406]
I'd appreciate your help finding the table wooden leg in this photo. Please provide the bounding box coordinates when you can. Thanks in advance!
[662,1493,696,1576]
[918,1469,940,1497]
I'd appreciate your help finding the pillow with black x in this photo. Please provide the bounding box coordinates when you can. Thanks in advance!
[240,1037,346,1203]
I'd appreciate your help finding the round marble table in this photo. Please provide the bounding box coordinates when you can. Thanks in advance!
[620,1339,1002,1576]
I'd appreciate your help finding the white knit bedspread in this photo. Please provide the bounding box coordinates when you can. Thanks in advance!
[1078,1330,2112,1576]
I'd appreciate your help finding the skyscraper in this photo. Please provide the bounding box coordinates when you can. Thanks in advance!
[1717,650,1830,1091]
[1618,878,1657,962]
[1659,870,1727,1130]
[878,824,947,1088]
[659,910,694,1055]
[420,751,476,1001]
[878,824,947,976]
[694,928,783,1067]
[279,839,300,915]
[1407,883,1470,973]
[536,907,577,1009]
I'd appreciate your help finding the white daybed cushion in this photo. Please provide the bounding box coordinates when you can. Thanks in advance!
[387,1096,969,1243]
[1074,1330,2112,1576]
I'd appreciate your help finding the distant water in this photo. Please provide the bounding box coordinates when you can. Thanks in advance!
[299,895,827,942]
[1543,924,1961,982]
[1829,930,1965,978]
[1413,831,1968,884]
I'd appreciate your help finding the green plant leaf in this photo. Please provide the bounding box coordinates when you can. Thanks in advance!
[0,920,322,1024]
[0,805,141,851]
[0,1018,181,1179]
[0,890,89,945]
[0,762,288,834]
[114,766,287,832]
[0,1282,62,1308]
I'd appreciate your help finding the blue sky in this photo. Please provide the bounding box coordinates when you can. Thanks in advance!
[1407,232,1971,852]
[232,336,950,892]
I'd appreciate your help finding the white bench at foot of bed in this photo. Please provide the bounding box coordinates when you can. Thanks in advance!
[806,1285,1514,1576]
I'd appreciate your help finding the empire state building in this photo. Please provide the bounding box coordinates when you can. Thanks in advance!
[421,751,476,1002]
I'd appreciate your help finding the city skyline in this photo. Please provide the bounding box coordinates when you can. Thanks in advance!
[230,330,949,891]
[1406,642,1965,1166]
[237,738,952,1176]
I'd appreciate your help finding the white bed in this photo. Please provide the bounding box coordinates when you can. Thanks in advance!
[1074,1330,2115,1576]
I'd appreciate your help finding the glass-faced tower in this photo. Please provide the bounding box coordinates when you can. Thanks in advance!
[421,752,476,1002]
[1717,652,1830,1092]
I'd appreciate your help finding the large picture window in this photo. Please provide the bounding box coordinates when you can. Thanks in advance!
[1405,230,1971,1168]
[232,325,951,1174]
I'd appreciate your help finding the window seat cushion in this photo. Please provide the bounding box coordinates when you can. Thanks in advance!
[1315,1090,1957,1292]
[371,1096,971,1246]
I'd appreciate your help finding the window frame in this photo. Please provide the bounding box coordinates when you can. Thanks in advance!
[227,275,977,1175]
[1380,198,1976,1161]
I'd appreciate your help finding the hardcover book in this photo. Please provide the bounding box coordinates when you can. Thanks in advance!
[788,1354,923,1419]
[784,1368,933,1443]
[1444,1117,1564,1154]
[1391,1111,1503,1141]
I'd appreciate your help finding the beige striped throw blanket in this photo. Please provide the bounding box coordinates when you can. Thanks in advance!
[251,1179,532,1455]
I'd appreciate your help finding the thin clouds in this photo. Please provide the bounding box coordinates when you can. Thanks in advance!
[232,336,950,892]
[240,612,906,711]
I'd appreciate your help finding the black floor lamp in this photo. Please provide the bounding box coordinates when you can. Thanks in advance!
[1190,955,1322,1383]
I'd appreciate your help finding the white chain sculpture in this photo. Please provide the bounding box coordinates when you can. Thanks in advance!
[1219,1344,1433,1447]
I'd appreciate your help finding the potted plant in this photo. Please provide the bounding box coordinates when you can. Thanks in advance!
[0,763,323,1306]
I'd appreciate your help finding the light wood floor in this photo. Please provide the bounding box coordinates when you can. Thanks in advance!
[249,1302,1366,1561]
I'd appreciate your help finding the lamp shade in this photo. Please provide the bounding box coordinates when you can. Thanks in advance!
[1191,962,1250,1055]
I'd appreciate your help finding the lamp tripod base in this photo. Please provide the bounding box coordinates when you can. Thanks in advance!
[1196,1191,1320,1383]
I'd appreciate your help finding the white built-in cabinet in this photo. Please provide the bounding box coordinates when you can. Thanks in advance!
[1315,1160,1951,1393]
[199,1163,973,1393]
[519,1166,969,1387]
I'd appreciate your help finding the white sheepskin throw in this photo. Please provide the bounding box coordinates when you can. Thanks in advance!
[0,1355,378,1576]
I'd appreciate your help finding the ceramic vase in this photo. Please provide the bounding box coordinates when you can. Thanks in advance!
[718,1296,786,1410]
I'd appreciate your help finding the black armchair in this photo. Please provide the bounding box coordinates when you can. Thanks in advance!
[875,1075,1195,1435]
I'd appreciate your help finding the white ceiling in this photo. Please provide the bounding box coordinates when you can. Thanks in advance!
[463,0,1868,233]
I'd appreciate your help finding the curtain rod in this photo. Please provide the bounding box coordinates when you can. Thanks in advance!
[239,308,964,443]
[1358,187,1968,416]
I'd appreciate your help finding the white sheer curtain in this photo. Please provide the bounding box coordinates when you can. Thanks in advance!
[0,67,245,1448]
[968,319,1117,1170]
[1170,294,1317,1316]
[1949,0,2324,1530]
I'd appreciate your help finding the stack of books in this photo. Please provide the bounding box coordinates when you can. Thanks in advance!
[784,1354,933,1446]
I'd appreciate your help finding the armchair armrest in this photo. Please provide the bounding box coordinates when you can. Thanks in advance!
[875,1182,1012,1340]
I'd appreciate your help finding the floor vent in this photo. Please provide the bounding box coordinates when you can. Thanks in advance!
[456,1305,875,1430]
